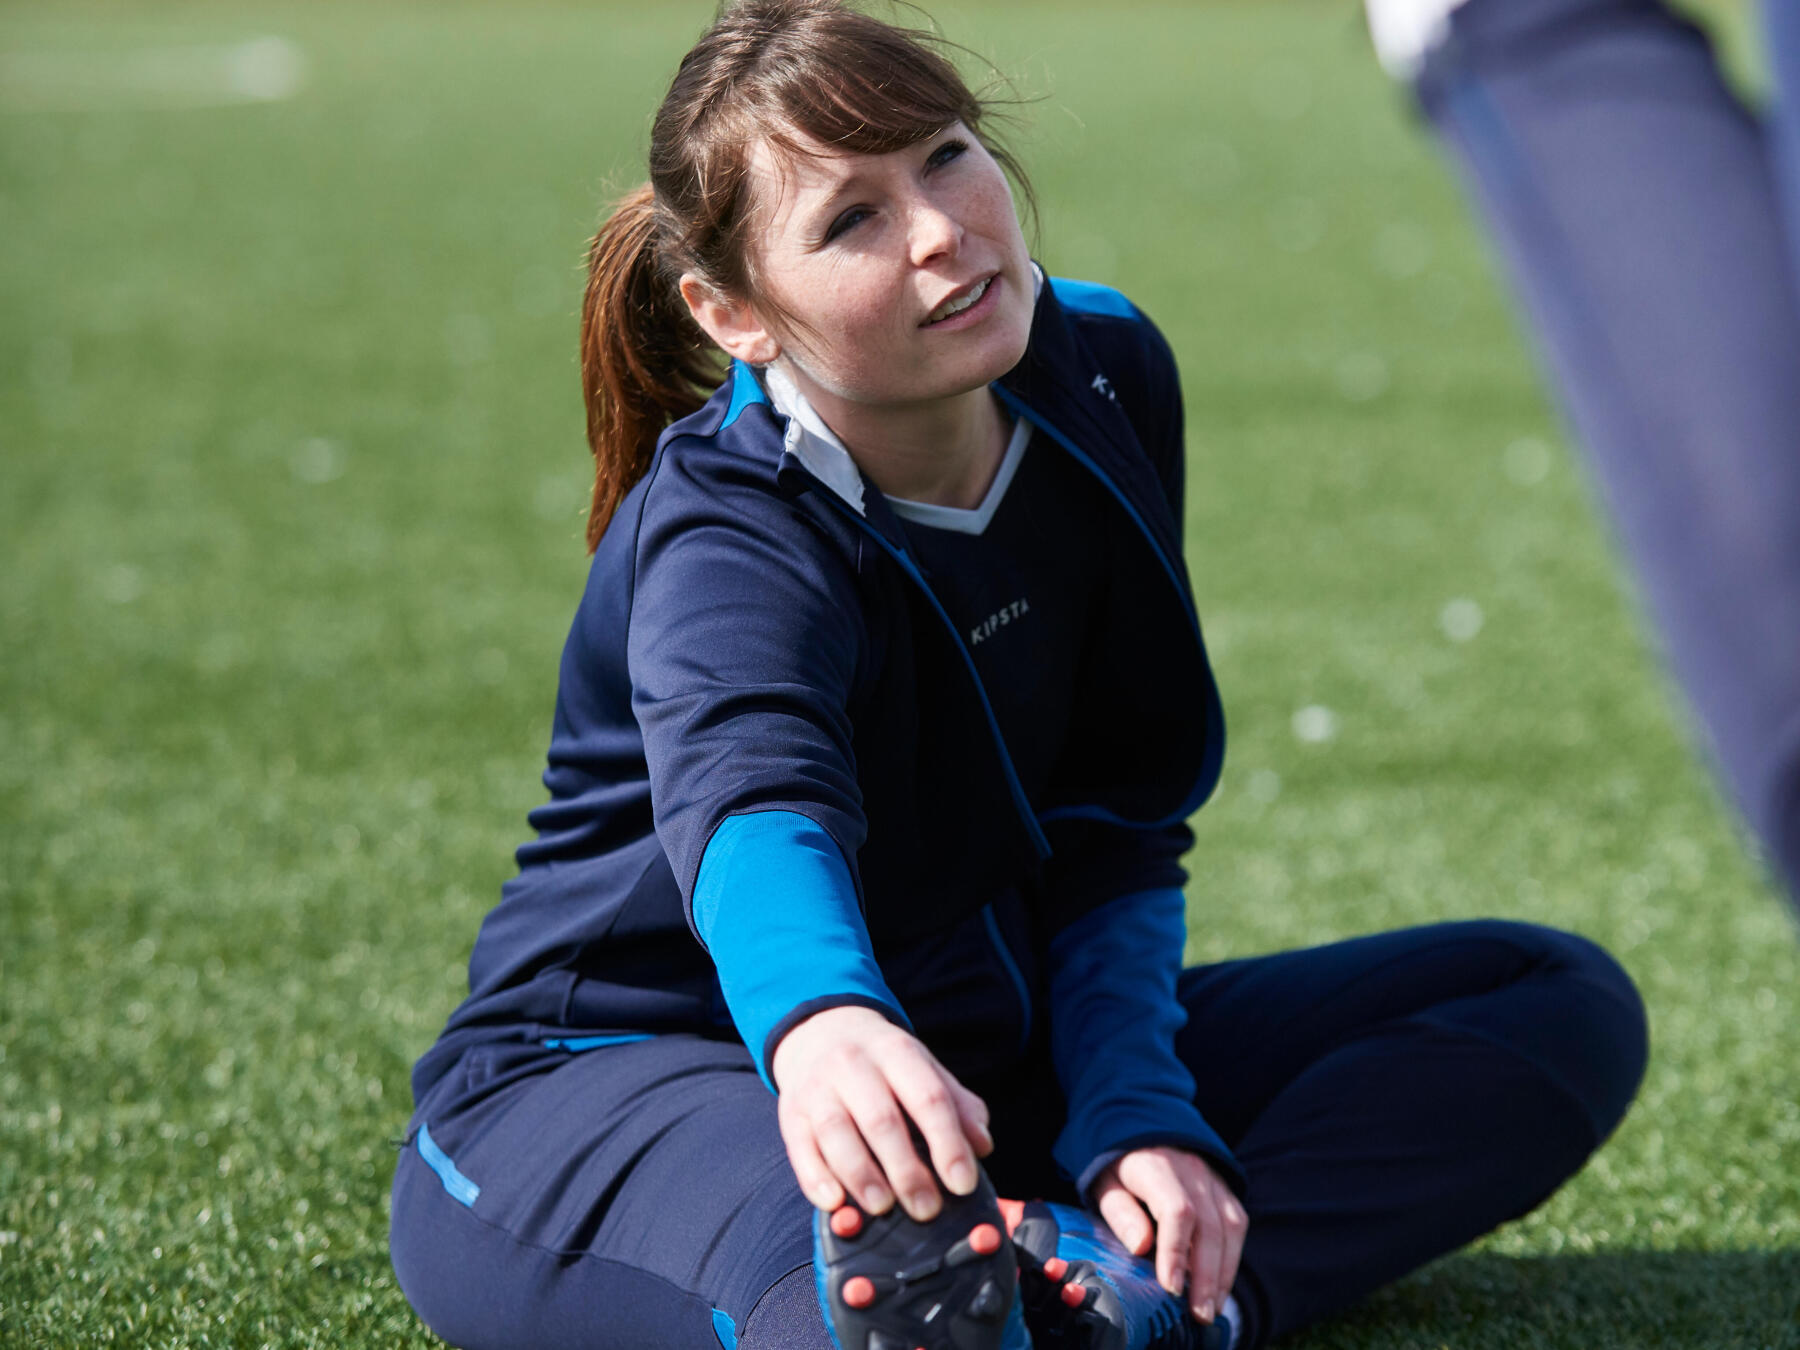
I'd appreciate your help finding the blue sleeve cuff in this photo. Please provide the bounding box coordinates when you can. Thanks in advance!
[1047,887,1244,1196]
[692,810,909,1090]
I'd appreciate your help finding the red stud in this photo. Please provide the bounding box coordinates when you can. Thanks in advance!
[830,1206,864,1238]
[842,1276,876,1309]
[968,1223,1002,1256]
[1042,1258,1068,1281]
[1060,1281,1087,1309]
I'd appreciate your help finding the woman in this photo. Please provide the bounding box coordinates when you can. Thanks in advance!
[388,3,1649,1348]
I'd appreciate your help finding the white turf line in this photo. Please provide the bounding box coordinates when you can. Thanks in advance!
[0,37,306,111]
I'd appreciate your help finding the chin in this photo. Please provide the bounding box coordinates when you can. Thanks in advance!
[929,339,1028,400]
[976,297,1035,382]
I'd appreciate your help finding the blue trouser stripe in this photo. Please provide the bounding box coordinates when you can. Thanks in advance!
[544,1033,655,1051]
[416,1121,480,1208]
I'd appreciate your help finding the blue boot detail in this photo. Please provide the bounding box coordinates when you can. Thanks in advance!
[1004,1201,1234,1350]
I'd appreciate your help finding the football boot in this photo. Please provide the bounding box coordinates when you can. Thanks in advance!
[1000,1199,1234,1350]
[813,1166,1032,1350]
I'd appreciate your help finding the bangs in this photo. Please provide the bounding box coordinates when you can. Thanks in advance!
[760,18,978,158]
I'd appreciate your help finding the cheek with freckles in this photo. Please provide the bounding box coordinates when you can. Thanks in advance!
[770,263,911,401]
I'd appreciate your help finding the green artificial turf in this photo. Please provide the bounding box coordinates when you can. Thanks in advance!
[3,1,1797,1345]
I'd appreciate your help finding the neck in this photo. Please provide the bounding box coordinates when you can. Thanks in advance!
[781,370,1011,510]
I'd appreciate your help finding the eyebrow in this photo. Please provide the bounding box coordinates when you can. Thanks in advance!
[797,161,877,227]
[775,132,951,236]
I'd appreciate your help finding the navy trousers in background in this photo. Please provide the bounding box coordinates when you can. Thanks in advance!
[389,920,1647,1349]
[1415,0,1800,909]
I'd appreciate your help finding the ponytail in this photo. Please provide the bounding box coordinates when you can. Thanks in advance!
[579,184,720,551]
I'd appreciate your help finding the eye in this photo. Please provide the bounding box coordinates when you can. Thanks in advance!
[825,205,873,242]
[927,138,968,170]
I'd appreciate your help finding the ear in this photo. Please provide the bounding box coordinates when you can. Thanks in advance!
[680,274,780,366]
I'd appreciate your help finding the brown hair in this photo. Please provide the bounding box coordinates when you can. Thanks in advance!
[578,0,1034,551]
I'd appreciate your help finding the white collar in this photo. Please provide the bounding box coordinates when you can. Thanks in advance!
[757,264,1046,518]
[886,415,1031,536]
[761,362,868,515]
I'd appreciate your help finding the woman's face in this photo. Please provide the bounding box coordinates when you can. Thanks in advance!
[738,123,1035,411]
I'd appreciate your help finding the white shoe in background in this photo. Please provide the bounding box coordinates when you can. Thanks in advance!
[1364,0,1471,78]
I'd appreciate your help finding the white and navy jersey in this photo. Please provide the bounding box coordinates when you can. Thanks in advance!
[890,418,1107,804]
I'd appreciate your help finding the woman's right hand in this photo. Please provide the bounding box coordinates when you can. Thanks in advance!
[771,1004,994,1222]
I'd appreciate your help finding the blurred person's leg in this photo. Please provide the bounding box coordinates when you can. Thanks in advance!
[1380,0,1800,910]
[1766,0,1800,280]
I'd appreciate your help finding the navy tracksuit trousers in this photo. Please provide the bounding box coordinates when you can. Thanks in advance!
[1415,0,1800,909]
[390,920,1647,1349]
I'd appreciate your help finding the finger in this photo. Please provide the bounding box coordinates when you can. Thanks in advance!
[1153,1198,1195,1298]
[950,1080,994,1158]
[919,1045,993,1158]
[809,1083,896,1216]
[777,1099,843,1211]
[1216,1189,1249,1314]
[1094,1179,1154,1257]
[885,1053,979,1196]
[840,1062,941,1222]
[1186,1188,1225,1322]
[1139,1173,1195,1297]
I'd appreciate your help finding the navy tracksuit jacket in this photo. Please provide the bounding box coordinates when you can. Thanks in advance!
[410,273,1238,1196]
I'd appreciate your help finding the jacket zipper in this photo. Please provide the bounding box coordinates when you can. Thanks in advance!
[991,386,1201,637]
[980,903,1034,1051]
[991,386,1219,830]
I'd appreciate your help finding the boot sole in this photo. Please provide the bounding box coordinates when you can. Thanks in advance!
[813,1169,1021,1350]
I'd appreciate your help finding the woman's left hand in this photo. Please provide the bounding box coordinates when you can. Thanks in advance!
[1090,1145,1247,1326]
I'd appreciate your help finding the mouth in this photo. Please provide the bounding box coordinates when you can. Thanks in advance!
[922,273,997,327]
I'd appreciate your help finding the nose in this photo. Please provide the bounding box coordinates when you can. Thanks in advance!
[907,197,963,267]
